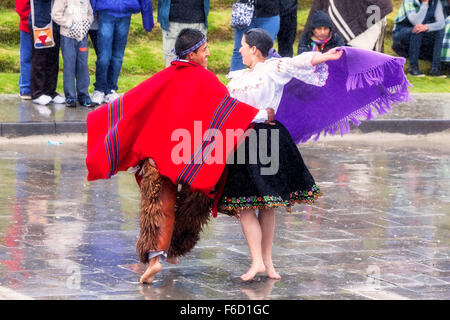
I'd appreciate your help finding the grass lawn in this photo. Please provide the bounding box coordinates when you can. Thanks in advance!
[0,1,449,94]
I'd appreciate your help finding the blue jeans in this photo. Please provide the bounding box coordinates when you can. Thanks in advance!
[393,25,445,70]
[94,12,131,94]
[230,15,280,72]
[61,35,90,102]
[19,30,32,95]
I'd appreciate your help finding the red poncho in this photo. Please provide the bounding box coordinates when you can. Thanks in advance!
[86,61,258,197]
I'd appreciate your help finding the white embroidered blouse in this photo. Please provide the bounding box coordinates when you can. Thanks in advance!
[226,51,329,123]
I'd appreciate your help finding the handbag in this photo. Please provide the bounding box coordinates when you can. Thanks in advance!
[67,20,91,42]
[30,0,55,49]
[230,0,255,29]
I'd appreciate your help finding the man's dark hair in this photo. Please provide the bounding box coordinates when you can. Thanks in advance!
[243,28,273,58]
[175,28,205,59]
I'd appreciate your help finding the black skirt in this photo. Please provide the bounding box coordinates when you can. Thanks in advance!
[218,121,321,216]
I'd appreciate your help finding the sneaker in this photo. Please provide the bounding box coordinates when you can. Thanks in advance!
[52,94,66,104]
[80,97,96,108]
[32,94,52,105]
[92,90,105,105]
[66,98,77,108]
[20,92,32,100]
[408,67,425,77]
[429,69,447,78]
[105,90,120,103]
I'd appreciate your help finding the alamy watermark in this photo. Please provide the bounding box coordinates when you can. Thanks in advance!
[171,121,280,175]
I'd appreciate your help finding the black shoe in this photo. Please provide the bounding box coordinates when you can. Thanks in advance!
[408,67,425,77]
[80,98,96,108]
[65,99,77,108]
[429,69,447,78]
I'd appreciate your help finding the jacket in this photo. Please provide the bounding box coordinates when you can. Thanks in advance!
[157,0,209,31]
[254,0,280,18]
[298,10,346,54]
[15,0,31,33]
[280,0,297,15]
[302,0,392,43]
[51,0,94,41]
[28,0,53,28]
[91,0,154,31]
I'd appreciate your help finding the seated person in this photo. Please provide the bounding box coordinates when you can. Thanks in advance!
[298,10,345,54]
[392,0,446,77]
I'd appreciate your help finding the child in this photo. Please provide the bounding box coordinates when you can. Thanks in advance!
[51,0,95,107]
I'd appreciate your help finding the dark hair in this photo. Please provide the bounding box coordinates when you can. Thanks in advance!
[175,28,205,59]
[243,28,274,57]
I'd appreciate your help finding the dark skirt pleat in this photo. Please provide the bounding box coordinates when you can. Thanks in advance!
[218,121,321,216]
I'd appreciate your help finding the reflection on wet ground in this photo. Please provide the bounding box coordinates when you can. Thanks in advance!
[0,135,449,299]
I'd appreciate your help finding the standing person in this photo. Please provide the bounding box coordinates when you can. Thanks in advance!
[298,10,345,54]
[51,0,95,108]
[219,28,411,281]
[277,0,298,57]
[393,0,446,77]
[85,29,258,284]
[230,0,281,71]
[29,0,65,105]
[90,0,154,105]
[15,0,32,100]
[157,0,210,67]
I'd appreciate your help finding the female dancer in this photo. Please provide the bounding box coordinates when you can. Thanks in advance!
[218,28,343,281]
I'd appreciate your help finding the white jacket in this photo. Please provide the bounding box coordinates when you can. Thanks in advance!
[51,0,94,41]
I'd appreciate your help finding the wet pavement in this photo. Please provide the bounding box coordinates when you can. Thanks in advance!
[0,133,449,300]
[0,93,449,137]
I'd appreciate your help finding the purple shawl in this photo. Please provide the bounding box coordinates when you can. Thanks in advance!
[275,47,411,144]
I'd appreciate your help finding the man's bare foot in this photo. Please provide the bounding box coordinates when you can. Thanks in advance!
[240,263,265,281]
[166,256,179,265]
[139,260,162,284]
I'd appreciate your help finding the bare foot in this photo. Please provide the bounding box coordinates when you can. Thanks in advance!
[166,256,179,265]
[241,263,265,281]
[139,260,162,284]
[263,260,281,280]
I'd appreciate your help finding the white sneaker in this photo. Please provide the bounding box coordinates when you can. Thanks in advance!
[92,90,105,105]
[52,94,66,104]
[32,94,52,105]
[105,90,120,103]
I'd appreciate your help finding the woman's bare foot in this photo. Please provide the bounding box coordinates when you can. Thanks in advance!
[166,256,179,265]
[241,262,265,281]
[139,260,162,284]
[263,260,281,280]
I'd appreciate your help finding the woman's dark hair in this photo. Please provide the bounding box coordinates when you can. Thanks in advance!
[174,28,205,59]
[243,28,274,57]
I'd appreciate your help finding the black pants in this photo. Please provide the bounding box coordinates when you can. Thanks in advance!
[30,23,60,99]
[277,8,298,57]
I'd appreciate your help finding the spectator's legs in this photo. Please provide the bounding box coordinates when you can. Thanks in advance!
[106,15,131,94]
[44,23,60,98]
[162,22,207,67]
[19,30,32,96]
[409,32,424,70]
[230,25,248,71]
[61,35,77,102]
[277,9,297,57]
[392,26,413,58]
[162,22,182,67]
[95,12,115,94]
[431,28,445,71]
[76,36,90,102]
